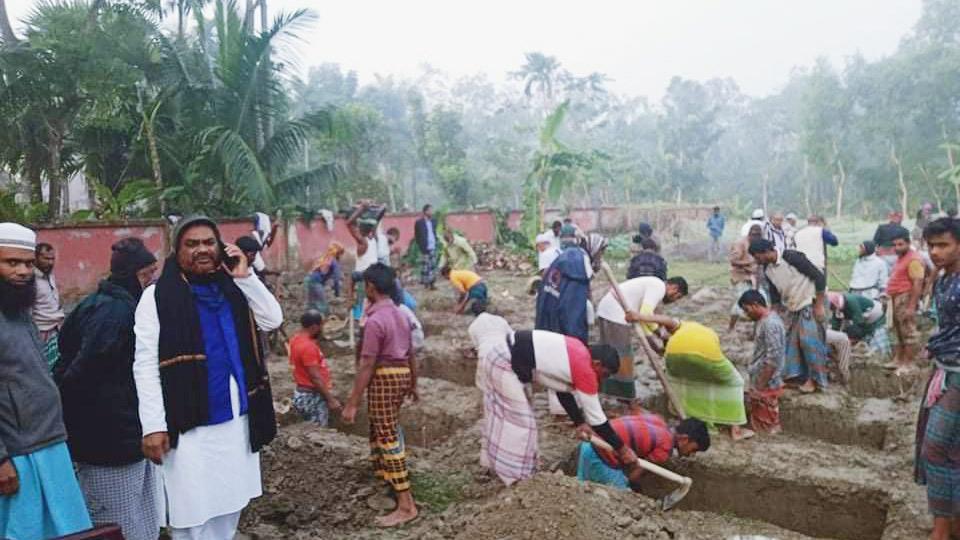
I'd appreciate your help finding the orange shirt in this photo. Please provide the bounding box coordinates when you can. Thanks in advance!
[289,332,331,390]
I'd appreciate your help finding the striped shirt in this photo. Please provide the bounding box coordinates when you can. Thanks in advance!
[596,414,674,468]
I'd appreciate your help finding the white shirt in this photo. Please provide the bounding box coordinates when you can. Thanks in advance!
[794,226,825,271]
[595,276,666,325]
[544,230,561,250]
[355,233,380,273]
[849,254,889,298]
[538,245,561,271]
[133,273,282,528]
[32,268,64,331]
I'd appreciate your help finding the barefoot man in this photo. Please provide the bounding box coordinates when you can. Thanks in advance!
[342,263,419,527]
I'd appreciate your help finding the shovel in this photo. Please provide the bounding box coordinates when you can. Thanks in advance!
[585,434,693,511]
[599,262,687,419]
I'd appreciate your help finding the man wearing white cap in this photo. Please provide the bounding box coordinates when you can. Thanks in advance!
[784,213,799,248]
[0,223,92,539]
[536,233,561,275]
[741,209,766,238]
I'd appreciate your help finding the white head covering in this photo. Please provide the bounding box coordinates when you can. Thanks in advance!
[0,223,37,252]
[751,209,765,219]
[785,212,798,221]
[468,312,514,360]
[535,233,551,245]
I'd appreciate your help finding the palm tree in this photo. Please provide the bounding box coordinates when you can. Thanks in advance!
[510,52,562,102]
[0,0,18,43]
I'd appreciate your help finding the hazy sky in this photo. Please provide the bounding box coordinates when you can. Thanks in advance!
[9,0,923,99]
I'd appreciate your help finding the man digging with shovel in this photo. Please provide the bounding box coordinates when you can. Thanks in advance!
[576,412,709,496]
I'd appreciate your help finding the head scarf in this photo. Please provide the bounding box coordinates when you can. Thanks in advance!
[585,233,608,271]
[860,240,876,257]
[827,292,845,311]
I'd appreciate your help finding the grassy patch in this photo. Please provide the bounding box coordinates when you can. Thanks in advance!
[411,470,470,513]
[666,258,855,292]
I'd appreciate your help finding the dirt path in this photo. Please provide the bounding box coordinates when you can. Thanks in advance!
[240,268,930,539]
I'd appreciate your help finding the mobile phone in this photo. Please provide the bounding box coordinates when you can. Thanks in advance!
[220,242,240,270]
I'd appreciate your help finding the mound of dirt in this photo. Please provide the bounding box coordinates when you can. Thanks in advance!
[414,472,675,540]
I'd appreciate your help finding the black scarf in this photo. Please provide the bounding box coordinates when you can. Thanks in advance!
[154,256,276,451]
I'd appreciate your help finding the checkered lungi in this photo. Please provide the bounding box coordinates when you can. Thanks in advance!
[783,305,829,388]
[293,389,330,427]
[476,339,538,485]
[368,365,412,492]
[420,249,437,286]
[917,371,960,517]
[75,460,162,540]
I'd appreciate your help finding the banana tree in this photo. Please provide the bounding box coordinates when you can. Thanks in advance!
[520,100,593,243]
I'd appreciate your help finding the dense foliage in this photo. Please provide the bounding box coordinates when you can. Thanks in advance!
[1,0,960,224]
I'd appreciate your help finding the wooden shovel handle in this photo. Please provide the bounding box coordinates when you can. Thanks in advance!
[586,435,690,486]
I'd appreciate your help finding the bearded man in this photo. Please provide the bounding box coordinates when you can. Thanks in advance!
[133,216,282,539]
[0,222,91,539]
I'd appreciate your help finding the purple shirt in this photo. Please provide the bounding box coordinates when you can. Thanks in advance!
[361,299,412,365]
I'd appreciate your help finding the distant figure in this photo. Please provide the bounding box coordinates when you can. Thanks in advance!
[740,209,766,237]
[442,267,487,315]
[289,310,340,426]
[706,206,726,261]
[414,204,438,289]
[728,224,765,332]
[793,215,838,273]
[784,213,799,248]
[914,203,934,248]
[849,241,888,301]
[347,201,386,321]
[250,212,279,275]
[33,242,65,367]
[440,229,478,271]
[385,227,403,269]
[874,211,910,269]
[627,237,667,281]
[763,212,788,253]
[535,233,561,275]
[304,242,344,316]
[536,227,605,344]
[633,222,661,253]
[544,220,563,250]
[886,229,924,372]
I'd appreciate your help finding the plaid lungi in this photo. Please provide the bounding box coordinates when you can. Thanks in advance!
[917,371,960,517]
[41,331,60,372]
[420,249,437,286]
[476,340,538,485]
[783,305,829,388]
[75,460,162,540]
[293,389,330,427]
[368,365,412,492]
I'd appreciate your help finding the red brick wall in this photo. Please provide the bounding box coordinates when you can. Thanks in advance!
[36,211,497,296]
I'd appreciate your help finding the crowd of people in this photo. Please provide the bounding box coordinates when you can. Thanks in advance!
[5,199,960,539]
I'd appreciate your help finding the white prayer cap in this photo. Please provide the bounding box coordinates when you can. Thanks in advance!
[751,209,765,219]
[786,212,798,220]
[0,223,36,252]
[535,233,550,244]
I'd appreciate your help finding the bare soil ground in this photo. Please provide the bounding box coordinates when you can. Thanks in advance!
[239,264,930,539]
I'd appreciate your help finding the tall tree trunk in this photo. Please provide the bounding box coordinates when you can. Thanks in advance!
[890,141,908,217]
[761,171,769,216]
[260,0,273,141]
[26,151,43,205]
[802,155,813,216]
[177,0,185,41]
[0,0,18,44]
[948,141,959,210]
[919,165,944,213]
[47,128,64,221]
[832,140,846,220]
[143,107,165,214]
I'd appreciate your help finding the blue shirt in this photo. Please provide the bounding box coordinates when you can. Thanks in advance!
[535,246,591,343]
[425,219,436,252]
[707,214,725,238]
[191,283,248,425]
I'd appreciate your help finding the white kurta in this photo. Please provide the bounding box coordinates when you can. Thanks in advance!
[133,274,283,529]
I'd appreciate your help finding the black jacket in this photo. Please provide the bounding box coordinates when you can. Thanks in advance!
[57,280,143,465]
[873,223,910,248]
[414,216,437,253]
